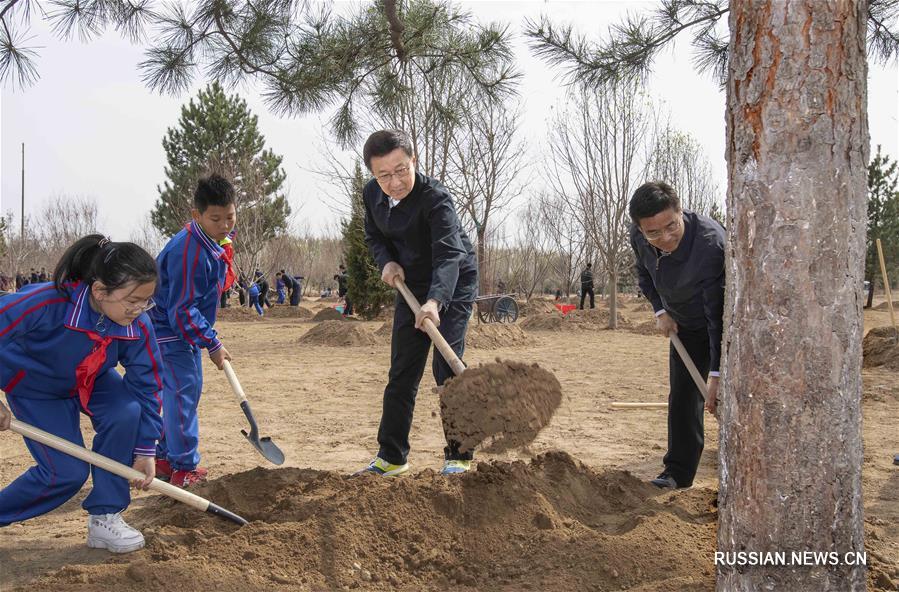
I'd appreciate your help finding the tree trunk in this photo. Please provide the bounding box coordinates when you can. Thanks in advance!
[608,269,618,329]
[477,225,489,295]
[719,2,867,590]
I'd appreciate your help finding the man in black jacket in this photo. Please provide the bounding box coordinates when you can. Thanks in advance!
[629,181,725,490]
[335,264,353,316]
[580,263,595,309]
[356,129,478,477]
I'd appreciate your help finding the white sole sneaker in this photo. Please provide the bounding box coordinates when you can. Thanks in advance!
[87,536,145,554]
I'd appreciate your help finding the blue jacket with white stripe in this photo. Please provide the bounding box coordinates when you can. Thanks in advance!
[0,282,164,456]
[149,221,226,352]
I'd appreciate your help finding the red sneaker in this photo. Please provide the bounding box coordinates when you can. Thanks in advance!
[155,459,173,482]
[170,468,208,488]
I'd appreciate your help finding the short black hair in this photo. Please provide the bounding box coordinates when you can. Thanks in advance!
[363,130,414,170]
[586,263,592,269]
[194,173,236,212]
[628,181,680,224]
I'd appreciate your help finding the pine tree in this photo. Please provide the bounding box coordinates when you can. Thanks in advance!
[151,82,290,244]
[342,163,393,320]
[866,145,899,296]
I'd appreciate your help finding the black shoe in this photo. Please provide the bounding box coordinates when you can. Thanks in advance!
[651,472,677,489]
[650,471,691,489]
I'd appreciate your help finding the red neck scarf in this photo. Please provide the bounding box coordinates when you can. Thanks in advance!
[74,332,113,416]
[220,242,236,291]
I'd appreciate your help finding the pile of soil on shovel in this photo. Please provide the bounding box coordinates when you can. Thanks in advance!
[19,452,723,592]
[264,305,315,320]
[216,306,265,322]
[312,307,346,322]
[440,360,563,453]
[299,321,378,347]
[862,326,899,369]
[465,324,534,349]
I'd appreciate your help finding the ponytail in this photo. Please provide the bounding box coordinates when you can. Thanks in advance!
[54,234,158,295]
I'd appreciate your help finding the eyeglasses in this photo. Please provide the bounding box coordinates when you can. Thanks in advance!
[374,165,412,184]
[108,296,156,315]
[642,218,681,241]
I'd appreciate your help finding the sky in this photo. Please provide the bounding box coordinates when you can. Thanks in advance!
[1,0,897,241]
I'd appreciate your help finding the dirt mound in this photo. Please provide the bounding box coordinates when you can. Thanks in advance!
[312,307,345,321]
[520,312,566,331]
[263,305,314,320]
[566,308,633,328]
[629,301,655,313]
[216,306,264,322]
[299,321,378,347]
[374,322,393,339]
[862,326,899,369]
[519,299,558,317]
[873,300,899,311]
[465,324,534,349]
[18,453,719,592]
[440,360,563,453]
[627,320,665,336]
[519,309,631,332]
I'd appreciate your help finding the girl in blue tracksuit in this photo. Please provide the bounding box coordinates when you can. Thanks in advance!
[0,235,163,554]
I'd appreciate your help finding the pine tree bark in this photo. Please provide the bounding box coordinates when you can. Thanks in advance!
[718,2,868,590]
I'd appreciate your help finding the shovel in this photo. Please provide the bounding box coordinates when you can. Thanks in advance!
[222,360,285,465]
[8,419,248,525]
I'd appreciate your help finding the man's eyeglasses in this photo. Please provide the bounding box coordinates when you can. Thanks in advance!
[375,165,411,184]
[642,219,681,241]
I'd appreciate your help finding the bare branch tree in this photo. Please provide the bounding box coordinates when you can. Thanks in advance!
[548,80,652,327]
[447,96,526,294]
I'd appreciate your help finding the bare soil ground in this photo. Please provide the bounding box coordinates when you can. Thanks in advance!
[1,298,896,591]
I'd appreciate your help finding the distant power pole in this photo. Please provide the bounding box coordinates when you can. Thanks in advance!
[21,143,25,237]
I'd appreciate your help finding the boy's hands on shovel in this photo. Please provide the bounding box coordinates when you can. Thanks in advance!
[416,299,441,330]
[209,345,232,370]
[131,455,155,490]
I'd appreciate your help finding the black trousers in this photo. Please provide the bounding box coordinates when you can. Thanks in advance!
[342,292,353,316]
[663,327,710,487]
[377,296,473,465]
[289,289,301,306]
[580,287,595,309]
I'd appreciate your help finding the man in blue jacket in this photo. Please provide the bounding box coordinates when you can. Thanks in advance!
[629,181,725,490]
[150,174,237,488]
[357,129,478,477]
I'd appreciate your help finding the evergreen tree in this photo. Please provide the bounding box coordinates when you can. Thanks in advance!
[866,145,899,295]
[342,163,393,319]
[152,82,290,268]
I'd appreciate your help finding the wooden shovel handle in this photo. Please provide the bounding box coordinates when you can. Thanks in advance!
[10,419,211,513]
[670,333,709,399]
[222,360,249,404]
[395,278,467,376]
[876,239,897,333]
[611,402,669,410]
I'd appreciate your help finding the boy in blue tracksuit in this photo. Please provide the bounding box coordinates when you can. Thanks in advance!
[150,174,237,488]
[0,235,163,553]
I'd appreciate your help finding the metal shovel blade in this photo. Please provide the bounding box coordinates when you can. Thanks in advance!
[239,401,285,465]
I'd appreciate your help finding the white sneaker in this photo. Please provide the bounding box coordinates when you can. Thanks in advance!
[87,513,145,553]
